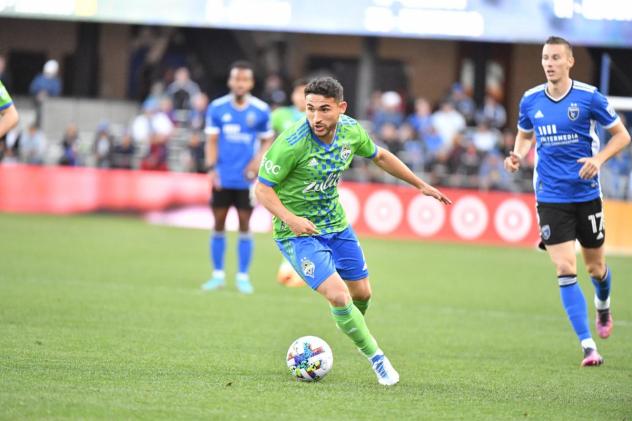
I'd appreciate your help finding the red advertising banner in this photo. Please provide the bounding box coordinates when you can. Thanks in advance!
[0,164,540,248]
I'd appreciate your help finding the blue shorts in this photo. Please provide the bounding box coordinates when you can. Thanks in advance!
[275,226,369,290]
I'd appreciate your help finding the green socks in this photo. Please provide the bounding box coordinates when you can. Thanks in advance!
[353,299,370,315]
[330,303,378,357]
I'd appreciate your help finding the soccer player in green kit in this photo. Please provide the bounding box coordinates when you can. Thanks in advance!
[0,81,19,138]
[255,77,451,386]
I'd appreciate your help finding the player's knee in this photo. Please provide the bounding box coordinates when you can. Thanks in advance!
[586,261,606,279]
[554,260,576,277]
[351,288,371,302]
[328,289,351,307]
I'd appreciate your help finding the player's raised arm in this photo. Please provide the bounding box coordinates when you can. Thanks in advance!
[577,120,631,180]
[371,146,452,205]
[254,182,319,236]
[504,130,535,173]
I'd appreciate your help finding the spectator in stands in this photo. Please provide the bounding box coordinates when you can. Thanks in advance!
[59,123,79,166]
[166,67,201,125]
[186,93,209,173]
[449,83,476,124]
[452,137,481,188]
[19,122,46,165]
[111,130,135,170]
[133,98,173,171]
[93,122,113,168]
[479,151,512,191]
[29,60,62,99]
[475,94,507,129]
[431,100,465,151]
[30,60,62,127]
[407,98,433,139]
[471,120,501,153]
[262,73,287,108]
[189,92,209,133]
[398,122,424,172]
[378,122,404,156]
[372,91,404,132]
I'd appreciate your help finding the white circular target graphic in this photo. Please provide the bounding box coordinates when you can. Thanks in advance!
[450,196,489,239]
[494,199,532,242]
[364,190,403,234]
[407,195,446,236]
[338,187,360,225]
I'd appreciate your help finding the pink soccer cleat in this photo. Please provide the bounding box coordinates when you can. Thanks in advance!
[596,309,613,339]
[580,348,604,367]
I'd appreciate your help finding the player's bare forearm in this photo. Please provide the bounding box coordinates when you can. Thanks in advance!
[0,105,19,138]
[513,130,535,159]
[255,181,319,235]
[255,182,293,221]
[372,147,424,189]
[205,133,218,167]
[372,147,452,204]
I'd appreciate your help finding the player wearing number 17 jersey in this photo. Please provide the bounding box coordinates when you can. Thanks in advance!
[255,77,451,385]
[504,37,631,367]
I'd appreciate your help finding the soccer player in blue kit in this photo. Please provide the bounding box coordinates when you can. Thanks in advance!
[505,37,631,366]
[202,61,274,294]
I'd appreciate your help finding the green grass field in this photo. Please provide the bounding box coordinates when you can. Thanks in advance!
[1,213,631,420]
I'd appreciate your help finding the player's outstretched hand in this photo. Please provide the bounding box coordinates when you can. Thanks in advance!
[287,215,320,236]
[504,151,521,173]
[577,157,601,179]
[420,184,452,205]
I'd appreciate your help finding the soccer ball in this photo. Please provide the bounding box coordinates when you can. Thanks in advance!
[286,336,333,382]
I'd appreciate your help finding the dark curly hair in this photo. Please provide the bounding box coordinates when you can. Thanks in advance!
[304,77,344,102]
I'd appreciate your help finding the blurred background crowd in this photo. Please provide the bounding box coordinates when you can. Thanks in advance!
[1,20,631,200]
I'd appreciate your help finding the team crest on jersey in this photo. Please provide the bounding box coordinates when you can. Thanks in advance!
[301,257,315,278]
[541,224,551,241]
[246,111,257,127]
[567,103,579,121]
[340,144,352,161]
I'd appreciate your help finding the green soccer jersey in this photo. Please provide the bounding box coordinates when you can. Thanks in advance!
[258,114,378,239]
[0,81,13,111]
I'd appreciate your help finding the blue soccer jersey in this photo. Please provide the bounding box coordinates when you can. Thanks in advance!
[205,94,273,189]
[517,80,619,203]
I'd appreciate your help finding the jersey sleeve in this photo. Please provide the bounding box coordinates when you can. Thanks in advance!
[0,81,13,111]
[516,96,533,133]
[591,90,620,129]
[257,137,297,187]
[354,123,378,159]
[256,109,274,139]
[204,103,220,135]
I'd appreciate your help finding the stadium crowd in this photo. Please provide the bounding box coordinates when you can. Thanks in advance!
[1,61,631,200]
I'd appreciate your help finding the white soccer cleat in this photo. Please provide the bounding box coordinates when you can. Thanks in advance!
[369,352,399,386]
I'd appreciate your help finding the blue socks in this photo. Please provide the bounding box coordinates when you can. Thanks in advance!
[210,232,226,271]
[590,267,611,302]
[558,275,591,341]
[238,233,253,275]
[211,231,252,275]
